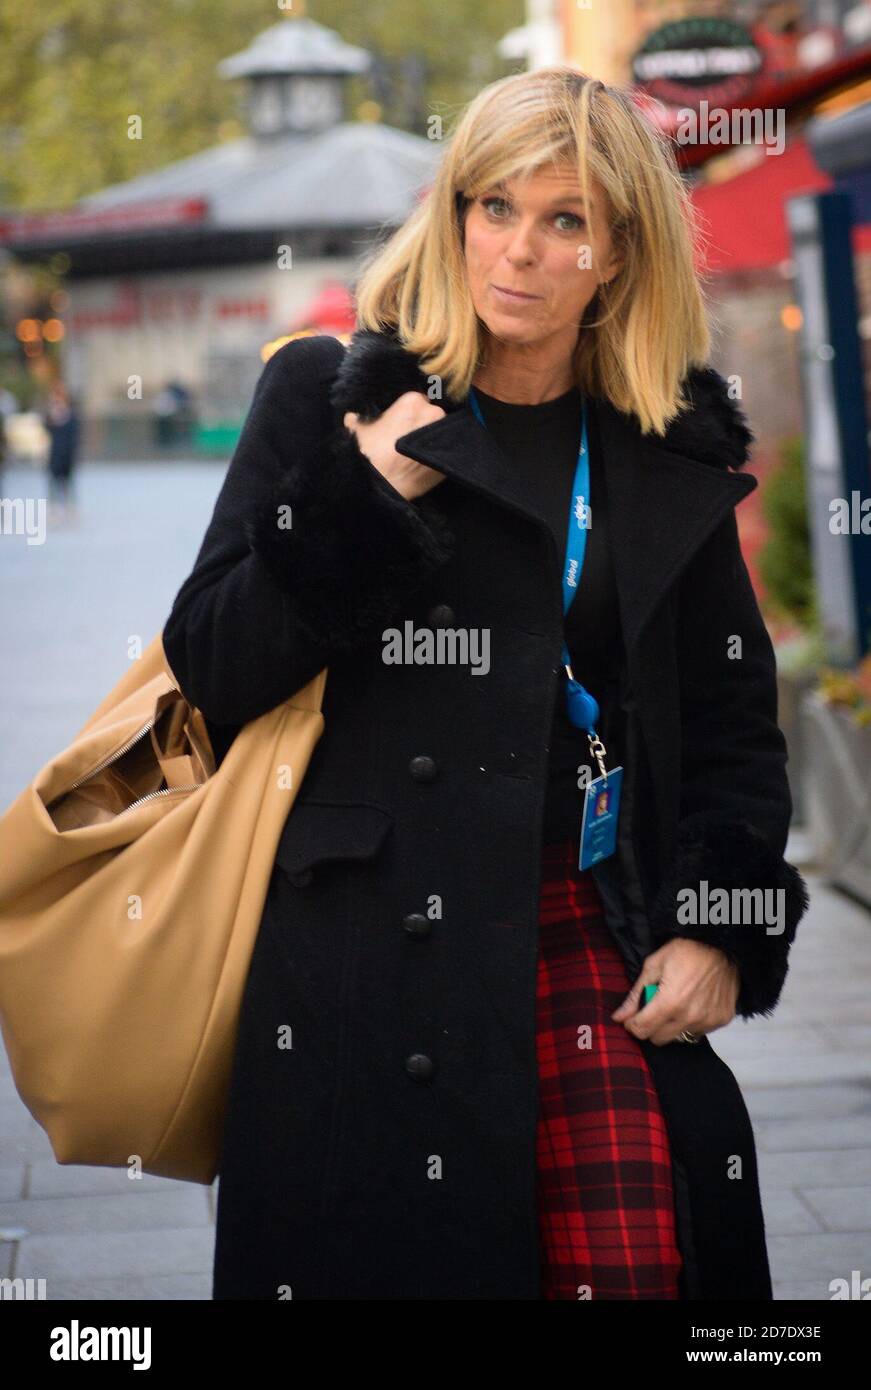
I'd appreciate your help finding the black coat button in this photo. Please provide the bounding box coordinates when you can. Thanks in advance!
[427,603,456,627]
[405,1053,435,1081]
[409,755,437,782]
[402,912,431,937]
[287,868,314,887]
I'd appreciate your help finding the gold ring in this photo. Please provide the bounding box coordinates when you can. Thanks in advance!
[677,1029,701,1044]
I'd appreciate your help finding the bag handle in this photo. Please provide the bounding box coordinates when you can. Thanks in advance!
[149,689,216,790]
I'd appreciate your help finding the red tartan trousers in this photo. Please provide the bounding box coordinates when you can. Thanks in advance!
[535,838,683,1300]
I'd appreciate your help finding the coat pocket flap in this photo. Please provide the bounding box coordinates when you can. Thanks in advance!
[275,799,395,879]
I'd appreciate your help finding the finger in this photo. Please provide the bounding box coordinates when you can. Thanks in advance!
[624,997,679,1040]
[611,971,657,1021]
[612,945,672,1020]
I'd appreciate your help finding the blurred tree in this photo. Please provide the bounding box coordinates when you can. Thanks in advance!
[313,0,522,132]
[757,435,818,632]
[0,0,267,207]
[0,0,522,210]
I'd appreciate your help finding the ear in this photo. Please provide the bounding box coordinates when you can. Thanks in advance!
[601,251,624,286]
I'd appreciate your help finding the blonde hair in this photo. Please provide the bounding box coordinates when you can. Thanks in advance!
[354,67,713,436]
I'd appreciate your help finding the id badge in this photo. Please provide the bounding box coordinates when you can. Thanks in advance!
[578,766,623,870]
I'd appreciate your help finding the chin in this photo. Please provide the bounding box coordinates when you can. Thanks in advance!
[478,313,544,344]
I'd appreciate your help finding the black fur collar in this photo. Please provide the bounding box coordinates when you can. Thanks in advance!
[331,327,755,472]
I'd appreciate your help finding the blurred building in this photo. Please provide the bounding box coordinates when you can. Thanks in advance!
[556,0,871,505]
[565,0,871,86]
[0,18,441,459]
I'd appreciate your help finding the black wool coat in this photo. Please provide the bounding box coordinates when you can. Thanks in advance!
[162,327,810,1302]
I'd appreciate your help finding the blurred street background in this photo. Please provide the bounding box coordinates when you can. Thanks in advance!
[2,0,871,1301]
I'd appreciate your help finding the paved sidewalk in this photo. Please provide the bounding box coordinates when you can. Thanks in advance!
[715,837,871,1301]
[1,462,869,1300]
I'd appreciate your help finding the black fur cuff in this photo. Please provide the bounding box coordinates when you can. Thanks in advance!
[245,421,456,650]
[649,811,810,1020]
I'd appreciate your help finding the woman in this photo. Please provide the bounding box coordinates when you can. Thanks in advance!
[163,68,808,1300]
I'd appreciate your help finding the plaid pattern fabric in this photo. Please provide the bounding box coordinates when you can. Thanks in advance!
[536,838,683,1300]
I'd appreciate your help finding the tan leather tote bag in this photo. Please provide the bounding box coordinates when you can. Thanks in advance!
[0,633,327,1184]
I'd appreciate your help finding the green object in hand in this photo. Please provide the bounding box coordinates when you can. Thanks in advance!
[642,984,659,1006]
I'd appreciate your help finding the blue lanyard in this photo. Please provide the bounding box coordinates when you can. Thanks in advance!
[467,386,601,739]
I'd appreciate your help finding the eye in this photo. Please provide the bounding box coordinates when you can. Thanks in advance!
[479,197,586,233]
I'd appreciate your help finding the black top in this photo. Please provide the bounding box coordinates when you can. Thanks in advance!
[470,384,623,846]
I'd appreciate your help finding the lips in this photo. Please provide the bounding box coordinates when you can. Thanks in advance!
[494,283,541,303]
[492,284,540,300]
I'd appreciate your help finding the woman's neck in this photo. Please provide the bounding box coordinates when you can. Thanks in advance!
[471,339,577,405]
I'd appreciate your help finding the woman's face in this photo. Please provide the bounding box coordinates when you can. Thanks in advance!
[462,163,622,354]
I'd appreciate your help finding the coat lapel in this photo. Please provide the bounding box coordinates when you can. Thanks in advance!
[330,328,759,660]
[588,400,757,656]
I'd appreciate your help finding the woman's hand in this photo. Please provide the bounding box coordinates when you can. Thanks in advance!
[611,938,741,1046]
[344,391,448,502]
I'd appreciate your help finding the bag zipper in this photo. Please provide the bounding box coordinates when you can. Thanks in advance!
[65,664,183,792]
[122,782,200,815]
[66,717,158,792]
[63,716,200,814]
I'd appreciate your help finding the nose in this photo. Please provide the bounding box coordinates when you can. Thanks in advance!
[502,219,538,265]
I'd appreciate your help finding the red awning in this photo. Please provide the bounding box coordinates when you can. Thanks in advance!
[691,135,871,272]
